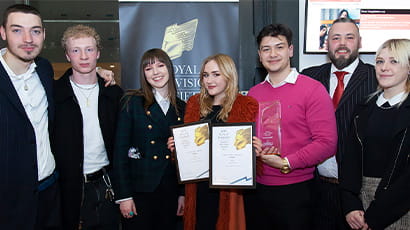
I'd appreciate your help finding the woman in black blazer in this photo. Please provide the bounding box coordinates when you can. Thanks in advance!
[340,39,410,230]
[114,48,185,230]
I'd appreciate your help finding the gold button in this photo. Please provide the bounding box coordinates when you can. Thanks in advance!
[177,117,181,121]
[148,125,152,129]
[153,155,158,160]
[165,155,170,159]
[150,140,155,144]
[146,111,151,115]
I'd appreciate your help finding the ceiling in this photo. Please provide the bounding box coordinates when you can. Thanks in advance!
[0,0,119,63]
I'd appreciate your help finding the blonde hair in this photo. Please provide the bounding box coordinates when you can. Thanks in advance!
[61,24,102,52]
[199,54,238,121]
[369,39,410,104]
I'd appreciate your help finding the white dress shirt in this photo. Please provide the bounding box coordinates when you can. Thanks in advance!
[0,48,55,181]
[317,58,359,179]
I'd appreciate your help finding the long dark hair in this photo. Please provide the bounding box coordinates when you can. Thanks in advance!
[123,48,180,115]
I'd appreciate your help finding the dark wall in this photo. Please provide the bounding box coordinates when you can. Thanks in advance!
[0,1,22,49]
[239,0,299,91]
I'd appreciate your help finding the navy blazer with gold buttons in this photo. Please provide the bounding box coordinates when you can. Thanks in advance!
[114,94,185,199]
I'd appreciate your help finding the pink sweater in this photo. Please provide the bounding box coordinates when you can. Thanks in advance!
[248,74,337,186]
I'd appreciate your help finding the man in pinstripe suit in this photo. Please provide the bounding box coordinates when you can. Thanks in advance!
[301,17,378,230]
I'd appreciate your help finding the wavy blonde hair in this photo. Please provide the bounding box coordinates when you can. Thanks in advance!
[199,54,238,121]
[61,24,102,52]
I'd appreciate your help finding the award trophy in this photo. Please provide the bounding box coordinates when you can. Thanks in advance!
[257,101,281,155]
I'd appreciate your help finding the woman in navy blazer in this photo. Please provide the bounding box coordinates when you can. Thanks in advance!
[114,48,185,230]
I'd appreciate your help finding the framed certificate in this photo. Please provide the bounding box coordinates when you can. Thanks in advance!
[209,122,256,188]
[171,120,210,183]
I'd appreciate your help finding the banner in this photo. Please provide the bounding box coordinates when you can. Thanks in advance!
[119,1,239,100]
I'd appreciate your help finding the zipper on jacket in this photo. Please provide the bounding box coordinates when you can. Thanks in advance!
[384,128,407,190]
[354,115,364,179]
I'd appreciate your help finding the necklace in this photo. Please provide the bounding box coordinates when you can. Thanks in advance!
[3,54,33,91]
[71,80,98,107]
[18,72,31,91]
[9,67,32,91]
[71,80,98,90]
[379,104,395,110]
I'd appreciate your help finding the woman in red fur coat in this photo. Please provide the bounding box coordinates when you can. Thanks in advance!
[169,53,262,230]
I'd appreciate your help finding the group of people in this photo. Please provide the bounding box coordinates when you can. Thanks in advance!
[0,3,409,230]
[0,4,119,230]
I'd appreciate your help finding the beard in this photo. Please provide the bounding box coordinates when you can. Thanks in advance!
[328,46,359,70]
[7,44,41,63]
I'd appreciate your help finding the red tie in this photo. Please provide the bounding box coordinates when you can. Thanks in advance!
[333,71,348,109]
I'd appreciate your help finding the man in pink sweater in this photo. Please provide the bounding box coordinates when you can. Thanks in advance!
[244,23,337,230]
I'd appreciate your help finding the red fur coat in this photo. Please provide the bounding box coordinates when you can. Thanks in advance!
[183,93,258,230]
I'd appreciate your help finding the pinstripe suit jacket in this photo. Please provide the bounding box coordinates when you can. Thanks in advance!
[0,57,55,229]
[301,60,378,171]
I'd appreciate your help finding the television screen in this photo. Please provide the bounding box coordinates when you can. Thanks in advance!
[304,0,410,53]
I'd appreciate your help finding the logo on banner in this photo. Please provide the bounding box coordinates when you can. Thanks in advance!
[162,19,199,60]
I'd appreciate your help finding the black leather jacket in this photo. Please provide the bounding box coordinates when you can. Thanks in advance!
[339,95,410,230]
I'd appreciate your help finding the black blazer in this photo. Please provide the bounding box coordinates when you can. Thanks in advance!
[0,57,55,229]
[52,68,123,229]
[340,95,410,229]
[114,94,185,199]
[301,60,378,170]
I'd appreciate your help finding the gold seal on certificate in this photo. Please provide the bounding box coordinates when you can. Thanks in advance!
[258,101,281,154]
[234,127,251,150]
[171,121,210,183]
[194,125,209,146]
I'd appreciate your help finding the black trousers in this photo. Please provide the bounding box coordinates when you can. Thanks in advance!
[313,177,350,230]
[80,173,120,230]
[244,180,314,230]
[35,180,62,230]
[121,165,179,230]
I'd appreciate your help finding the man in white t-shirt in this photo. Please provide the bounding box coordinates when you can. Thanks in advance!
[52,24,123,230]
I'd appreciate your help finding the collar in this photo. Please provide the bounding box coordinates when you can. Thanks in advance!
[376,91,407,107]
[0,48,37,78]
[331,58,359,75]
[153,89,169,103]
[153,89,170,115]
[262,68,299,88]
